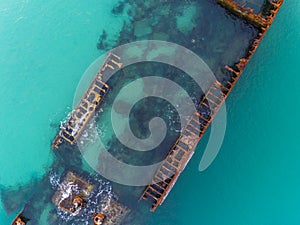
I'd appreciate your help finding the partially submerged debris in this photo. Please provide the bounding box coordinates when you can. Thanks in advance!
[52,172,93,215]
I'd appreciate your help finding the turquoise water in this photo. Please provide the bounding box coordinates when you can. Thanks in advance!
[0,0,300,224]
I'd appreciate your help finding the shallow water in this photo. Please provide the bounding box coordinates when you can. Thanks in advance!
[1,0,300,224]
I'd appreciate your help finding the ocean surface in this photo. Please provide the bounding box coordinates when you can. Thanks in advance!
[0,0,299,224]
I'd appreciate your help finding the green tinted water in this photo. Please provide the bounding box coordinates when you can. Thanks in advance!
[0,0,299,224]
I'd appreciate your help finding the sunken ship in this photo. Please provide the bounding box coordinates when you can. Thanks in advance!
[9,0,284,224]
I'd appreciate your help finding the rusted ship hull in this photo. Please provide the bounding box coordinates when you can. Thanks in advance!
[51,53,123,149]
[10,210,29,225]
[140,0,284,212]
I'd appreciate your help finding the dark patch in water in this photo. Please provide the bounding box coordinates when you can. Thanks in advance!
[111,1,126,15]
[1,178,39,215]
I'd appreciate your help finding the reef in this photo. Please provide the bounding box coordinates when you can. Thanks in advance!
[6,0,284,224]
